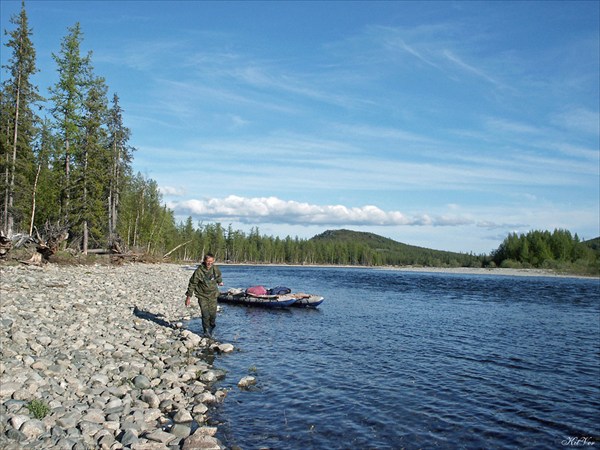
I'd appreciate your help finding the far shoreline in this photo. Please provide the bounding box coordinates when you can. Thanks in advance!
[3,256,595,280]
[214,262,598,280]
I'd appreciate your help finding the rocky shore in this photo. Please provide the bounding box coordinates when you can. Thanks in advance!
[0,262,233,449]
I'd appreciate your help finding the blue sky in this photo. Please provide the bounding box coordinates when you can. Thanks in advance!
[1,1,598,254]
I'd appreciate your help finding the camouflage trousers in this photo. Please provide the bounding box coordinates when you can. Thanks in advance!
[197,294,218,337]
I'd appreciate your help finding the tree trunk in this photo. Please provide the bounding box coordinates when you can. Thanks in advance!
[28,163,41,235]
[7,71,22,237]
[63,137,70,222]
[3,124,10,234]
[81,141,88,255]
[82,220,88,255]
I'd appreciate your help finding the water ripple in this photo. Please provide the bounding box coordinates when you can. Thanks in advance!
[193,267,600,449]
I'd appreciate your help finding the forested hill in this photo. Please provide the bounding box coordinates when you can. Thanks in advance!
[584,237,600,252]
[310,229,482,267]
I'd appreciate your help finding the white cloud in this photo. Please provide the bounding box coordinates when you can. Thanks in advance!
[167,195,475,227]
[159,186,185,196]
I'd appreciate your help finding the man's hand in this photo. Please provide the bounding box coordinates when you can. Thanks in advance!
[185,296,191,307]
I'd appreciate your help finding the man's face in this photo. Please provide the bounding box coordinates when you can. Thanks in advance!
[205,257,215,267]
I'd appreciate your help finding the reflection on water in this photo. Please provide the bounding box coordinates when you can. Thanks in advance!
[187,266,600,449]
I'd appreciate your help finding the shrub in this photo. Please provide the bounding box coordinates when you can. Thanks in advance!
[27,399,50,419]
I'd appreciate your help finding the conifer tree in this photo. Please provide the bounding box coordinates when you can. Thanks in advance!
[79,75,109,253]
[0,1,41,235]
[107,93,134,246]
[48,22,91,226]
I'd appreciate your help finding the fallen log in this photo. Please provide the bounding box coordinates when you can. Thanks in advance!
[163,240,192,259]
[86,249,113,255]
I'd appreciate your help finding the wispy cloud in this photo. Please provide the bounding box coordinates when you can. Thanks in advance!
[552,107,600,135]
[442,50,503,87]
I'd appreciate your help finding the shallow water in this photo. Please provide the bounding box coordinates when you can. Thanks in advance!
[187,266,600,449]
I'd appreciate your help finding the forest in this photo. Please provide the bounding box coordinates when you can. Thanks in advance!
[1,4,598,275]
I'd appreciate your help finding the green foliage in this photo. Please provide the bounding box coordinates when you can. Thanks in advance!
[310,229,483,267]
[492,229,599,275]
[584,237,600,252]
[0,1,42,235]
[164,225,484,268]
[26,399,50,419]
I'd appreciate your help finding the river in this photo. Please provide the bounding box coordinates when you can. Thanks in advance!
[187,266,600,450]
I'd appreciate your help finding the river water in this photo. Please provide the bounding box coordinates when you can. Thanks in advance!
[187,266,600,450]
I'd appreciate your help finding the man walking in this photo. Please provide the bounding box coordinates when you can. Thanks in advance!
[185,253,223,338]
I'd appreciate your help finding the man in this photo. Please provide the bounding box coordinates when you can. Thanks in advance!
[185,253,223,338]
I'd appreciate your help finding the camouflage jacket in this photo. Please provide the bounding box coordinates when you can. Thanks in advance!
[185,264,222,298]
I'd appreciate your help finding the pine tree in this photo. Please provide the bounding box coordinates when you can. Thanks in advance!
[0,1,42,235]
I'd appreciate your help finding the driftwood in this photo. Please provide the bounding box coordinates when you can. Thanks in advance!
[0,232,12,259]
[21,224,69,266]
[1,232,36,260]
[163,240,192,259]
[86,249,113,255]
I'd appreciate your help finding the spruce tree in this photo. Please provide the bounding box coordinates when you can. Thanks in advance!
[79,75,109,253]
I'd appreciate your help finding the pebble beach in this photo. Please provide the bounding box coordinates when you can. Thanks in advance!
[0,262,233,450]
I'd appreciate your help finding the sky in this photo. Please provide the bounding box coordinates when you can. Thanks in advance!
[1,1,598,254]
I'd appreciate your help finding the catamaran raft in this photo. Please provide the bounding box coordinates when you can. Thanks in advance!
[218,286,324,308]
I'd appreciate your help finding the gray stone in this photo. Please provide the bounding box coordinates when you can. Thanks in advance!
[51,425,66,439]
[56,411,82,428]
[159,399,174,412]
[216,343,234,353]
[97,432,116,449]
[141,390,160,409]
[238,376,256,388]
[0,383,21,398]
[172,409,193,424]
[145,429,178,445]
[119,428,140,446]
[198,371,217,383]
[78,420,102,436]
[170,423,192,438]
[130,443,171,450]
[132,375,151,389]
[0,318,14,329]
[81,409,105,423]
[19,418,46,439]
[105,398,123,410]
[196,426,217,437]
[9,415,30,430]
[5,428,26,442]
[182,430,221,450]
[90,373,110,386]
[192,403,208,414]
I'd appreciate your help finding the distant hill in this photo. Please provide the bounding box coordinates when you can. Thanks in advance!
[309,229,483,267]
[583,237,600,253]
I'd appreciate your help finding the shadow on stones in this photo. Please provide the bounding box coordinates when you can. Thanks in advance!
[132,306,173,328]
